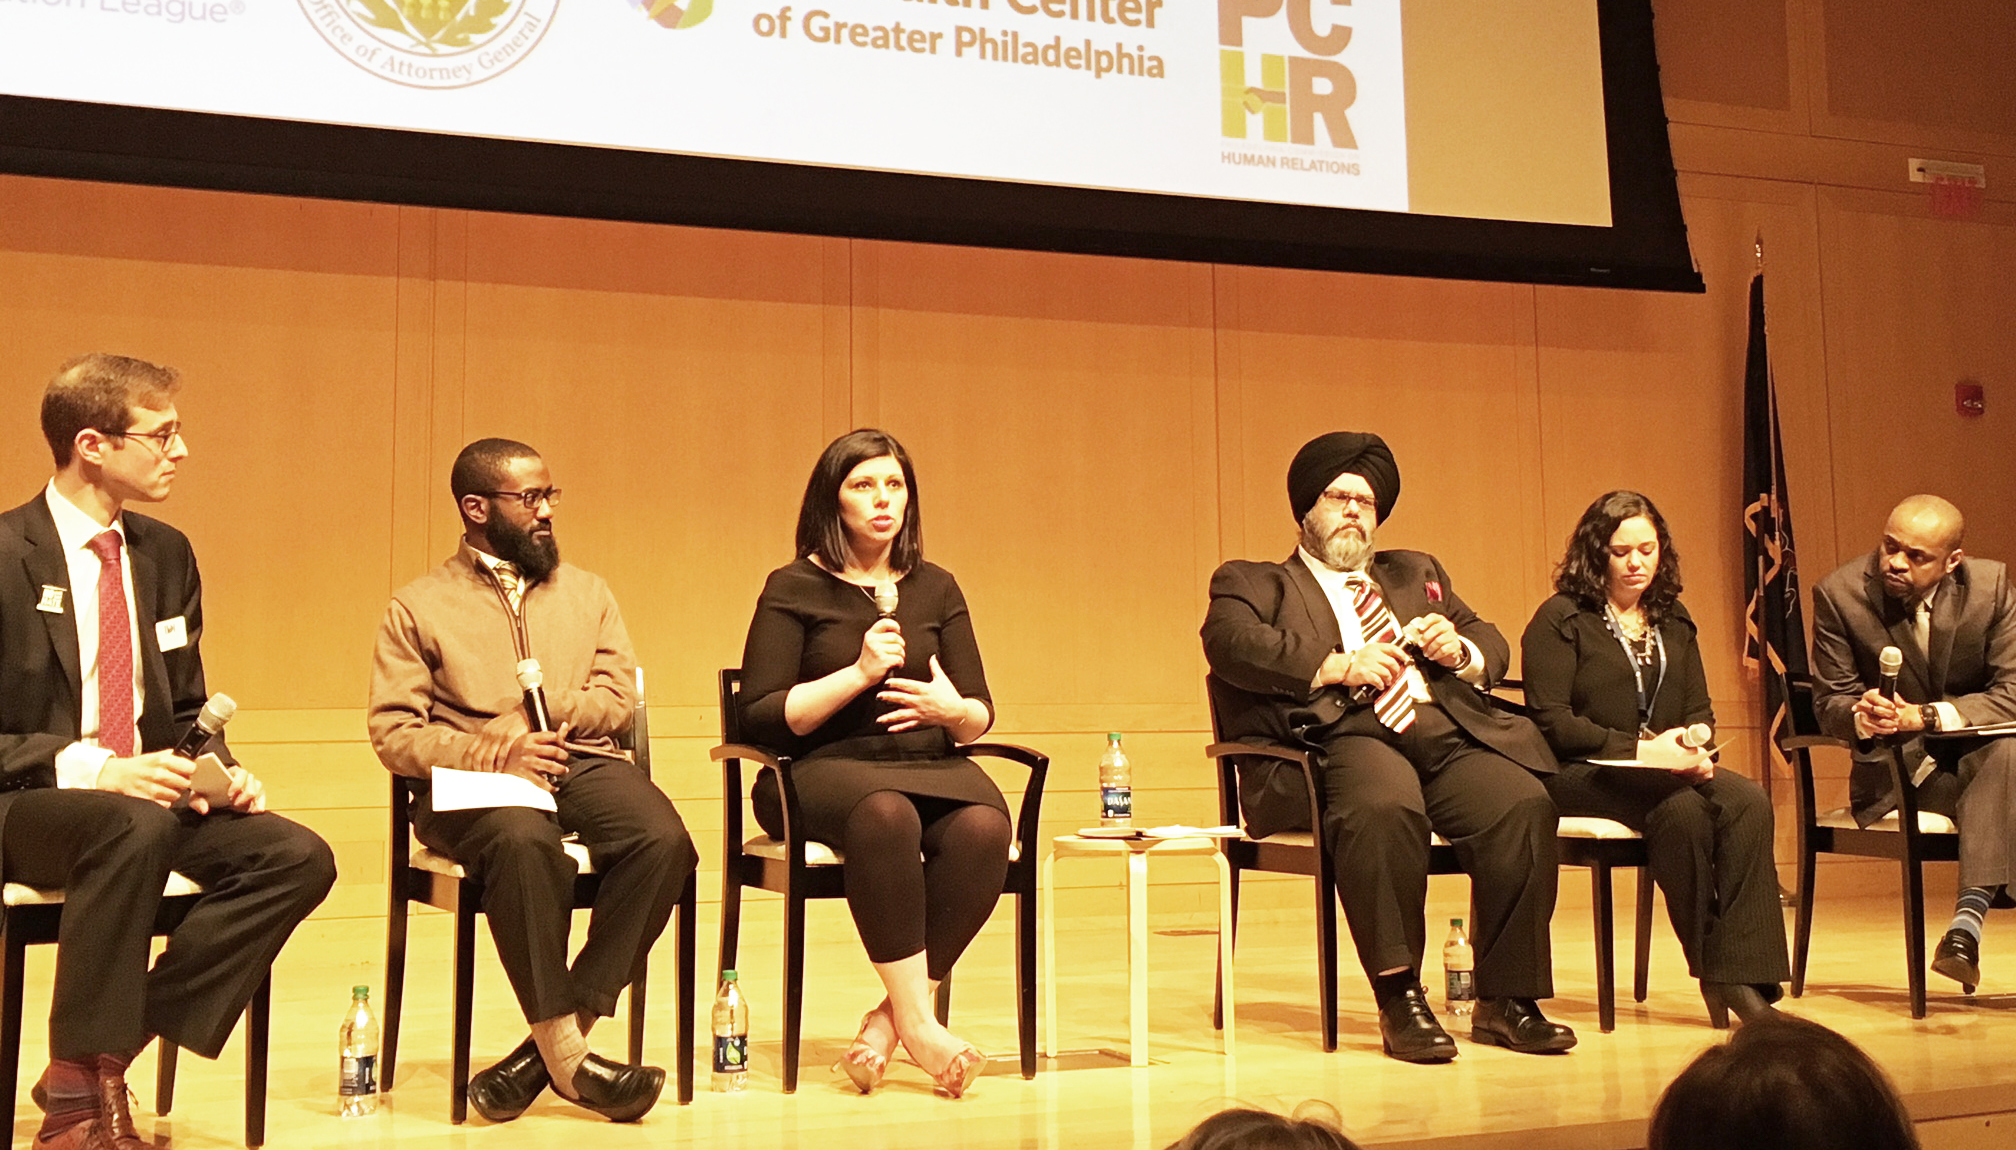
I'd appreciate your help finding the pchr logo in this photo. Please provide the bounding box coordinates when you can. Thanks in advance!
[629,0,712,29]
[1218,0,1357,147]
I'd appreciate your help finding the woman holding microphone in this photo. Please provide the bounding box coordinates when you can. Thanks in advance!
[738,429,1004,1097]
[1521,491,1789,1026]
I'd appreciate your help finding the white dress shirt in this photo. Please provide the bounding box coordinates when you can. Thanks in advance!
[1295,548,1486,697]
[45,482,142,789]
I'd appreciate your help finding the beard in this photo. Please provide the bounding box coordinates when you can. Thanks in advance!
[1301,517,1375,572]
[485,516,561,583]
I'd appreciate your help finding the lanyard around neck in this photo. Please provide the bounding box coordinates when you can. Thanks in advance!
[1601,603,1666,736]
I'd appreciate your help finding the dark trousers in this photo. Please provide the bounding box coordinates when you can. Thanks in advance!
[1546,763,1789,986]
[0,790,336,1060]
[1918,735,2016,889]
[413,755,697,1024]
[1317,705,1558,999]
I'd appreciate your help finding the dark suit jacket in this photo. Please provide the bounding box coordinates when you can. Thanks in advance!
[1201,549,1557,837]
[0,494,227,872]
[1519,593,1715,764]
[1811,552,2016,823]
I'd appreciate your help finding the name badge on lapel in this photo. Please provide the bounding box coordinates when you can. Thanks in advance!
[156,616,189,652]
[37,586,65,614]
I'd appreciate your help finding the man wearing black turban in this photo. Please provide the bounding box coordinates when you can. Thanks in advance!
[1201,431,1572,1063]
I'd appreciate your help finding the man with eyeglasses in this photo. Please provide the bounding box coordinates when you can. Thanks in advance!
[367,437,695,1123]
[0,353,336,1150]
[1201,431,1572,1063]
[1812,495,2016,992]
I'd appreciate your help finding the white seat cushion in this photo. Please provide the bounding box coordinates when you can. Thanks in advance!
[738,837,1021,865]
[1558,817,1641,840]
[411,841,594,879]
[1817,807,1958,835]
[5,871,204,907]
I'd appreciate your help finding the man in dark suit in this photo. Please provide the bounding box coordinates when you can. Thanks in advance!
[1812,494,2016,990]
[1201,431,1572,1063]
[0,354,336,1150]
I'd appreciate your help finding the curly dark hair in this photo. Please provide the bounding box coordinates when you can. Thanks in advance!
[1647,1016,1919,1150]
[1553,490,1683,623]
[795,428,922,574]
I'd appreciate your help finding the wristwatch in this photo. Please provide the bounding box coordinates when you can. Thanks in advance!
[1919,704,1941,732]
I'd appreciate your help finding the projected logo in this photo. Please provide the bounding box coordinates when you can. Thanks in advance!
[1218,0,1360,148]
[628,0,712,29]
[299,0,560,88]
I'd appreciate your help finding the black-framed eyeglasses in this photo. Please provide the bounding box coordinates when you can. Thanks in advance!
[96,426,183,454]
[481,488,562,510]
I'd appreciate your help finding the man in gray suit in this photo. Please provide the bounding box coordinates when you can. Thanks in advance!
[1812,494,2016,989]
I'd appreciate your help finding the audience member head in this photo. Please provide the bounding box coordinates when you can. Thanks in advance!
[1646,1015,1919,1150]
[42,353,188,506]
[1554,489,1684,622]
[1289,432,1397,573]
[1878,494,1964,603]
[451,437,560,582]
[795,428,921,573]
[1166,1104,1361,1150]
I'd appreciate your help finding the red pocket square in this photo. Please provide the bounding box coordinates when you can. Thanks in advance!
[1426,581,1444,603]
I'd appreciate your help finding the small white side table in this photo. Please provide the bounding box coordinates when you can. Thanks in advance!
[1040,832,1236,1066]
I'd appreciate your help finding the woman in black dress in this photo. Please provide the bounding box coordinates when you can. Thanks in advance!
[739,429,1006,1098]
[1521,491,1789,1026]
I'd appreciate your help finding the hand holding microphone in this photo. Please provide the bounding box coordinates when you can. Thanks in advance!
[857,581,905,683]
[1855,646,1906,737]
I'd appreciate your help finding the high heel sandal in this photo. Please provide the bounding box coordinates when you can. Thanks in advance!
[839,1012,893,1093]
[929,1044,985,1099]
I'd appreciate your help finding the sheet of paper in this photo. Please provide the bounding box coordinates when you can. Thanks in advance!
[188,752,233,805]
[431,767,558,813]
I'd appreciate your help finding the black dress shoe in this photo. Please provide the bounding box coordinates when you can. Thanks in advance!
[468,1036,550,1123]
[1933,929,1981,992]
[1375,985,1458,1063]
[1701,981,1780,1029]
[1471,998,1577,1054]
[558,1053,665,1122]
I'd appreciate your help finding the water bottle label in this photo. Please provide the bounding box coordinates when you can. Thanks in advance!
[713,1035,747,1074]
[340,1055,377,1097]
[1100,786,1132,819]
[1444,969,1474,1003]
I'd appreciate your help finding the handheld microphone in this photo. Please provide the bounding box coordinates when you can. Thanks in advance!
[1679,723,1713,749]
[1878,645,1903,700]
[170,693,236,760]
[872,581,899,620]
[516,659,554,734]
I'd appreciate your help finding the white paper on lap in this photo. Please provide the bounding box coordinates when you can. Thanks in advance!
[431,767,558,812]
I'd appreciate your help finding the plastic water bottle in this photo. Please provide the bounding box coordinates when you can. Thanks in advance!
[712,970,749,1093]
[338,985,380,1116]
[1099,732,1133,827]
[1442,918,1475,1018]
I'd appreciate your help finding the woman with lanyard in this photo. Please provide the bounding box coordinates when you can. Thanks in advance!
[1521,491,1789,1026]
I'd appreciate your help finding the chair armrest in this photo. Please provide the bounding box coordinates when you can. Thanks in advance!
[1206,741,1322,842]
[711,743,785,768]
[964,743,1050,870]
[1782,734,1850,752]
[962,742,1046,773]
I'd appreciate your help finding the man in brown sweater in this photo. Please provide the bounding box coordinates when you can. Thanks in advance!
[368,437,696,1123]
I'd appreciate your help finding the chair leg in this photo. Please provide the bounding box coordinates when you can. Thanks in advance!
[246,976,270,1147]
[383,885,410,1090]
[2,932,26,1130]
[676,879,697,1106]
[1591,863,1616,1033]
[1904,857,1928,1020]
[1632,866,1654,1003]
[782,891,807,1094]
[1792,838,1818,997]
[1018,884,1036,1080]
[450,903,477,1124]
[155,1043,177,1115]
[1316,873,1338,1054]
[627,956,649,1065]
[1214,869,1241,1030]
[717,867,744,978]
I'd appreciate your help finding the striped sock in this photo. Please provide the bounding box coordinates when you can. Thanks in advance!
[1949,885,1997,942]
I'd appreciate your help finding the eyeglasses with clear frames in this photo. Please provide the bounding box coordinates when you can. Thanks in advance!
[1318,491,1378,513]
[481,488,562,510]
[98,425,183,454]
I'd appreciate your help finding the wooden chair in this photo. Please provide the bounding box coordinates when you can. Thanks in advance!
[0,875,270,1145]
[380,668,696,1121]
[713,668,1047,1092]
[1786,678,1960,1019]
[1204,674,1653,1044]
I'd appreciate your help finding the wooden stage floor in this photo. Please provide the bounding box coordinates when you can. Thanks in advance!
[11,892,2016,1150]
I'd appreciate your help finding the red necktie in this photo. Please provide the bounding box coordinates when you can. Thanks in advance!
[1347,575,1417,733]
[88,530,136,757]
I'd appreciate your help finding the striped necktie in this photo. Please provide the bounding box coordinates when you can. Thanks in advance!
[1346,575,1416,733]
[87,530,136,756]
[494,563,525,616]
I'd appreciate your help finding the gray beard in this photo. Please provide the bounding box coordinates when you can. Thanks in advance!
[1301,520,1375,572]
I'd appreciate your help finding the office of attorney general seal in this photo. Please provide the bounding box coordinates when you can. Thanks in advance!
[299,0,560,89]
